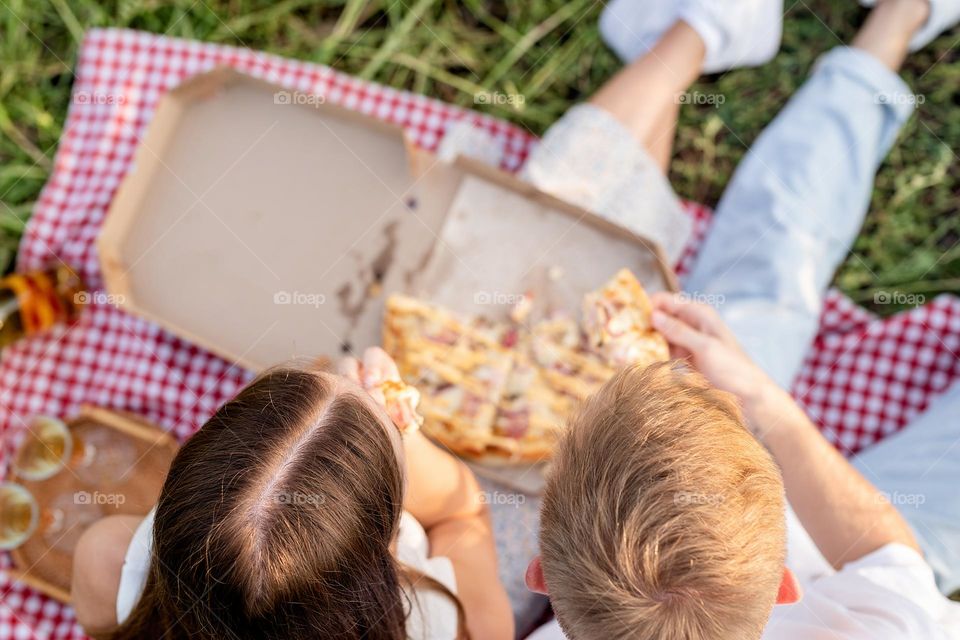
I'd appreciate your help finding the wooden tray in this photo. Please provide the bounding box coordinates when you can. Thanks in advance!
[9,407,178,602]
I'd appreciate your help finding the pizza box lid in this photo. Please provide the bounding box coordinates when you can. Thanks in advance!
[99,67,677,372]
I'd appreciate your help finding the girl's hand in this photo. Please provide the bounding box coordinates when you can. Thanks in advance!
[337,354,363,384]
[338,347,400,396]
[338,347,421,434]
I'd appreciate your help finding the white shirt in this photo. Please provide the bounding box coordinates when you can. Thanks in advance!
[117,509,459,639]
[529,506,960,640]
[763,543,960,639]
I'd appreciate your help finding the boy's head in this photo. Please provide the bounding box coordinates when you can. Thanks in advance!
[529,362,792,639]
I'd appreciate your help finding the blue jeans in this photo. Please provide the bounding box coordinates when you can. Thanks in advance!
[685,46,960,594]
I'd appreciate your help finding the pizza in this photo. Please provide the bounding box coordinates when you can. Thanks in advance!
[529,317,616,400]
[491,356,571,461]
[382,269,669,463]
[376,378,424,435]
[383,296,515,457]
[582,268,670,369]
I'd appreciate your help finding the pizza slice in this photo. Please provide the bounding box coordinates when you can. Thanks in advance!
[376,378,424,435]
[489,355,574,462]
[381,268,671,464]
[582,268,670,369]
[383,294,470,355]
[383,295,515,455]
[529,317,616,400]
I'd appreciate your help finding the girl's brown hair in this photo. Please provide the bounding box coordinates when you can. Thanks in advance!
[109,367,463,640]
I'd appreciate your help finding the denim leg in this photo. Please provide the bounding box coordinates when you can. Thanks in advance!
[853,380,960,594]
[684,46,920,583]
[685,47,915,389]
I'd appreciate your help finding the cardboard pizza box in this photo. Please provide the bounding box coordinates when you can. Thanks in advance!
[99,67,677,372]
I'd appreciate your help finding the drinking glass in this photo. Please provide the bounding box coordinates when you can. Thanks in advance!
[12,416,74,481]
[0,482,39,551]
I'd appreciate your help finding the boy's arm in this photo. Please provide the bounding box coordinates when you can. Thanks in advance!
[746,383,920,567]
[650,293,920,568]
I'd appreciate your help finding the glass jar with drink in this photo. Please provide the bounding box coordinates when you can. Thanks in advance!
[0,265,84,350]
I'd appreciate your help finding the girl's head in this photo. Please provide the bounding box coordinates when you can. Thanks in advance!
[112,366,414,639]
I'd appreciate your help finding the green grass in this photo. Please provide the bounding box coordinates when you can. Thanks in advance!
[1,0,957,312]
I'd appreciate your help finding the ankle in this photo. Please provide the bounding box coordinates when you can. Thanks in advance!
[852,0,931,70]
[874,0,931,34]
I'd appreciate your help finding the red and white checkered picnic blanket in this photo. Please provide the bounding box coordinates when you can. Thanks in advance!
[1,28,958,639]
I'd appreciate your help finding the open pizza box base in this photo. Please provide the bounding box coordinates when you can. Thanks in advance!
[98,68,678,494]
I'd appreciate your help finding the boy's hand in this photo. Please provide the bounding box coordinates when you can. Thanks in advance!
[650,293,785,438]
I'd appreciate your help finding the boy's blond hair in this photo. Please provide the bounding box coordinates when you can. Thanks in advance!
[540,362,786,640]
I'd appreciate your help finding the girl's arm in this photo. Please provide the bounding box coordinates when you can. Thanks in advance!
[71,514,143,635]
[426,497,515,640]
[343,348,515,640]
[406,431,513,640]
[401,429,486,527]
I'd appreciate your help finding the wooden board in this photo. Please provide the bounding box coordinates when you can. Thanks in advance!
[9,407,178,603]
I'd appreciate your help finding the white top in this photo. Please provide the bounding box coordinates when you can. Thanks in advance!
[117,509,459,639]
[529,507,960,640]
